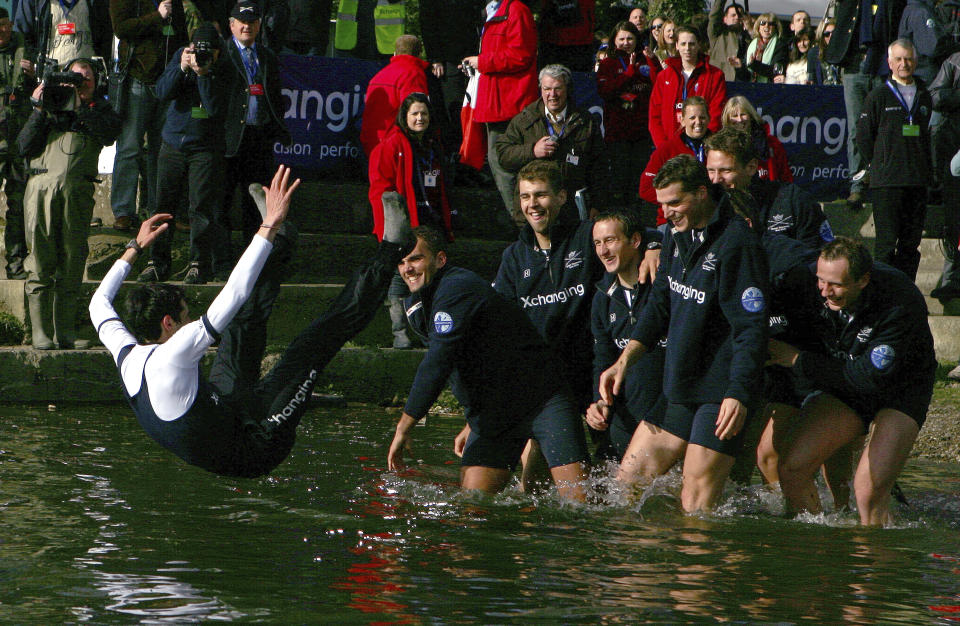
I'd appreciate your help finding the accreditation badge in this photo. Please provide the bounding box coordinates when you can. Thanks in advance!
[902,124,920,137]
[57,22,76,35]
[249,83,264,96]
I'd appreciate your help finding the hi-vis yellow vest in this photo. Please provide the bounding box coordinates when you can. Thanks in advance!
[335,0,405,54]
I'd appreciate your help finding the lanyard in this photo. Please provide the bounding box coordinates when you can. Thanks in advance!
[417,147,435,172]
[59,0,80,16]
[619,56,630,72]
[683,135,704,162]
[546,116,567,139]
[886,79,916,124]
[681,70,696,101]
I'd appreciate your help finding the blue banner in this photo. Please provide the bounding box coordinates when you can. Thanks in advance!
[277,57,848,200]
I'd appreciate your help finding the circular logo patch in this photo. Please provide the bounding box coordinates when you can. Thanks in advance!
[870,344,895,370]
[741,287,765,313]
[434,311,454,334]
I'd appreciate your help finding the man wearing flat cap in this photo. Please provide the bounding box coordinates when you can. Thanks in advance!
[223,0,290,243]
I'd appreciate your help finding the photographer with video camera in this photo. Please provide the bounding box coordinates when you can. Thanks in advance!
[137,22,230,285]
[17,58,121,349]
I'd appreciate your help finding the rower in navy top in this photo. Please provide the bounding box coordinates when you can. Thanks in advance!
[599,155,769,513]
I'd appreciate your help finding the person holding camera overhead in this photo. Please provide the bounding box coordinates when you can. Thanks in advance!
[17,58,121,349]
[137,22,230,285]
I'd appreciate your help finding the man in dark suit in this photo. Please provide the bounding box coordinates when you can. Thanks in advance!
[223,0,290,245]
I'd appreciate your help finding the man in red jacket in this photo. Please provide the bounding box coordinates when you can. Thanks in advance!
[360,35,430,156]
[648,25,727,149]
[461,0,538,221]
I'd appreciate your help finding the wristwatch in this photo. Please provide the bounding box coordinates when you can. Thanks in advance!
[646,241,662,251]
[125,239,142,253]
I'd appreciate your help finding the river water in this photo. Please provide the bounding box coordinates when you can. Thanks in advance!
[2,403,959,623]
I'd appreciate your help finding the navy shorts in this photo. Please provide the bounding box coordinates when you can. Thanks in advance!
[764,365,817,409]
[659,401,751,457]
[461,392,590,471]
[814,384,932,429]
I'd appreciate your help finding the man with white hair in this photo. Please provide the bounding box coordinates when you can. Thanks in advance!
[495,63,607,218]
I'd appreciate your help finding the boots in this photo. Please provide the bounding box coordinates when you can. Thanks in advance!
[27,288,55,349]
[388,296,412,349]
[53,288,89,349]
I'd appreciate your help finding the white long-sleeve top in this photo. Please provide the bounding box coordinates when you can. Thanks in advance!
[89,235,274,421]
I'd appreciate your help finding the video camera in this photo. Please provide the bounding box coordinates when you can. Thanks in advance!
[41,61,85,112]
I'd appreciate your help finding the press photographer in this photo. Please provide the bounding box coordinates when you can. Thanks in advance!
[17,58,121,349]
[137,22,231,285]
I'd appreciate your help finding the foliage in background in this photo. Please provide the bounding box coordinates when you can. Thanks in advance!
[0,310,24,345]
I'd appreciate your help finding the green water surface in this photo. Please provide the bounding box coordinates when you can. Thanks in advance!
[1,404,959,623]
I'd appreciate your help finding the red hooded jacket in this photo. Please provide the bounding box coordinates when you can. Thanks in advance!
[474,0,539,123]
[368,125,453,241]
[757,132,794,183]
[539,0,595,46]
[648,55,727,149]
[360,54,430,155]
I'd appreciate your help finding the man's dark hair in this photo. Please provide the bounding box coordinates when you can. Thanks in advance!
[412,225,447,256]
[821,236,873,281]
[517,159,564,195]
[593,209,641,239]
[396,91,431,137]
[652,154,710,193]
[704,126,756,167]
[726,3,744,18]
[125,283,187,343]
[674,24,700,42]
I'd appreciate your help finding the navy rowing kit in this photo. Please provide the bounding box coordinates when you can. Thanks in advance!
[630,188,769,455]
[590,270,666,457]
[405,265,589,470]
[91,235,403,477]
[749,178,834,250]
[784,263,937,426]
[493,219,603,407]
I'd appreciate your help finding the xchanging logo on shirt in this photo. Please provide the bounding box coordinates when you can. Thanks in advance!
[520,283,585,307]
[668,276,706,304]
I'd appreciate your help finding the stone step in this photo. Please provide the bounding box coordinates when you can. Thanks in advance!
[1,280,399,349]
[88,176,517,240]
[929,316,960,361]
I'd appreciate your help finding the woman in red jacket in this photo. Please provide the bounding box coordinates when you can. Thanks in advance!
[647,24,726,149]
[639,96,712,223]
[369,93,453,241]
[369,93,453,348]
[596,20,657,208]
[721,95,793,183]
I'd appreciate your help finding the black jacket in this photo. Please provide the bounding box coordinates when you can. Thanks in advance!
[223,37,290,157]
[788,263,936,407]
[826,0,906,71]
[18,96,122,159]
[403,265,559,438]
[420,0,484,63]
[493,218,603,406]
[630,187,769,407]
[749,177,833,249]
[156,47,227,152]
[591,269,666,438]
[856,78,933,187]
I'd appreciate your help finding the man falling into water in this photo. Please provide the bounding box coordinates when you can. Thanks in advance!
[90,165,414,477]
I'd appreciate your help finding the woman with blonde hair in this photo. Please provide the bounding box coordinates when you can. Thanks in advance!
[731,12,787,82]
[654,19,677,65]
[720,95,792,182]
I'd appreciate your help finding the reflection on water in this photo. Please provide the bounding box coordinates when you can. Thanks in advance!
[1,404,959,623]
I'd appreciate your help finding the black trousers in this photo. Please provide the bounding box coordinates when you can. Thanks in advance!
[151,141,231,277]
[871,186,927,280]
[224,126,276,243]
[2,158,26,273]
[209,238,405,467]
